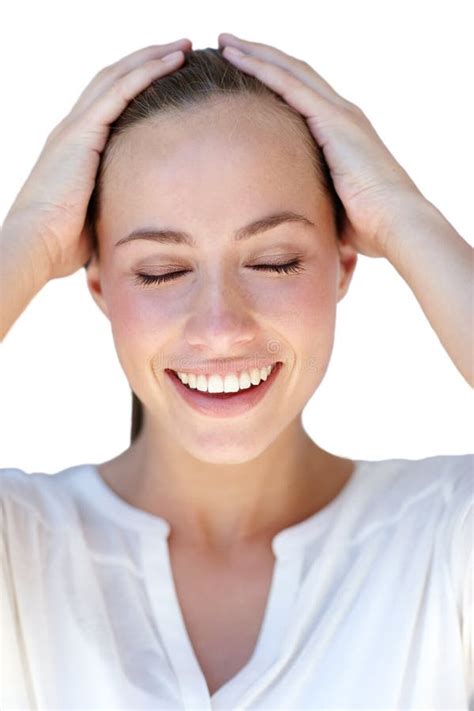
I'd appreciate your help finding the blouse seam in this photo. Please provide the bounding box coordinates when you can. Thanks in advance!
[3,491,58,534]
[349,477,447,546]
[279,475,453,555]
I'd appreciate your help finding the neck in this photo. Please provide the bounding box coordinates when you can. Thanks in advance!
[101,414,349,553]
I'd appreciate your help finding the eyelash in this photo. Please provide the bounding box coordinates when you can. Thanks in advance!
[133,259,305,287]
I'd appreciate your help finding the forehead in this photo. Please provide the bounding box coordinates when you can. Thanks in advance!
[98,97,325,236]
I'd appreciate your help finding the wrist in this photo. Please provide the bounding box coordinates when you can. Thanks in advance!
[380,193,450,270]
[1,213,53,289]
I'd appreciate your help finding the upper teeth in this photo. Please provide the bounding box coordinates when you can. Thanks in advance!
[175,364,275,393]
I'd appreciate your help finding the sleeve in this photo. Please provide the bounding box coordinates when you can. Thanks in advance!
[445,454,474,710]
[1,469,36,709]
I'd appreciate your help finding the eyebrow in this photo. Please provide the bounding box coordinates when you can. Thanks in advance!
[114,210,315,248]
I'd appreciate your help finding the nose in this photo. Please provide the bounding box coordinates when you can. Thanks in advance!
[183,271,257,353]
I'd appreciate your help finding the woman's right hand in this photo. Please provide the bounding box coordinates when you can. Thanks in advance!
[2,39,192,281]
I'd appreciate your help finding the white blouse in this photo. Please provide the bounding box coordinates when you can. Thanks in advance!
[1,454,472,710]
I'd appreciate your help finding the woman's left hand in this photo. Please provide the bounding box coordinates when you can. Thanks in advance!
[218,33,426,259]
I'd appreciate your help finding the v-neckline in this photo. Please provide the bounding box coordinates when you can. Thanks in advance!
[140,534,304,708]
[83,459,366,707]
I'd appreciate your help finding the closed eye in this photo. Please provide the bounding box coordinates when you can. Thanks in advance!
[134,259,305,287]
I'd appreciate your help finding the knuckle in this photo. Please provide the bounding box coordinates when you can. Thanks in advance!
[286,71,306,90]
[49,114,93,146]
[96,63,115,80]
[46,117,71,142]
[297,58,312,72]
[345,99,365,117]
[110,77,130,103]
[333,98,364,121]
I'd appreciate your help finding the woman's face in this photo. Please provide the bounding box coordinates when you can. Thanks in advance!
[87,97,357,464]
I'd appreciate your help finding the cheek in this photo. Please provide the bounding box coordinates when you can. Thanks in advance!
[104,284,174,379]
[110,290,174,332]
[105,261,338,370]
[254,257,338,343]
[262,271,335,323]
[272,262,338,387]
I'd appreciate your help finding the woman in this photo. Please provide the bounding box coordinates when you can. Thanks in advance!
[1,34,472,709]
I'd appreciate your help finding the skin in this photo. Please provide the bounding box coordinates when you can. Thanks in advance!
[86,94,358,554]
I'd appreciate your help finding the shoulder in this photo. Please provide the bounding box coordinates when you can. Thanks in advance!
[393,453,473,611]
[404,453,473,534]
[0,464,94,532]
[426,454,473,569]
[433,454,473,583]
[354,454,472,618]
[353,454,473,557]
[361,453,473,504]
[436,452,473,500]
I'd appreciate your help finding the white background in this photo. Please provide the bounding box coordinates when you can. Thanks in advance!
[1,0,472,473]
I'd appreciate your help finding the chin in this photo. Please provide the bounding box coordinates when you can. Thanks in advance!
[180,428,276,466]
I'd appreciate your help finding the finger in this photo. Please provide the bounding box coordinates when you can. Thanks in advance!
[71,39,192,115]
[220,47,357,150]
[218,33,344,106]
[72,52,187,145]
[107,38,191,72]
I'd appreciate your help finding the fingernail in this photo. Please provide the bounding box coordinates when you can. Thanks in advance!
[224,46,245,58]
[161,50,183,63]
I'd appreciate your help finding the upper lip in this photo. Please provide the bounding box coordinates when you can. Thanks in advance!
[166,360,282,377]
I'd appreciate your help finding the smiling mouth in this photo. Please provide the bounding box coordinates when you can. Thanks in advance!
[164,361,284,416]
[166,367,276,398]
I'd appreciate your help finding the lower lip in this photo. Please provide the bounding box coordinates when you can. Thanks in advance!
[165,362,283,418]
